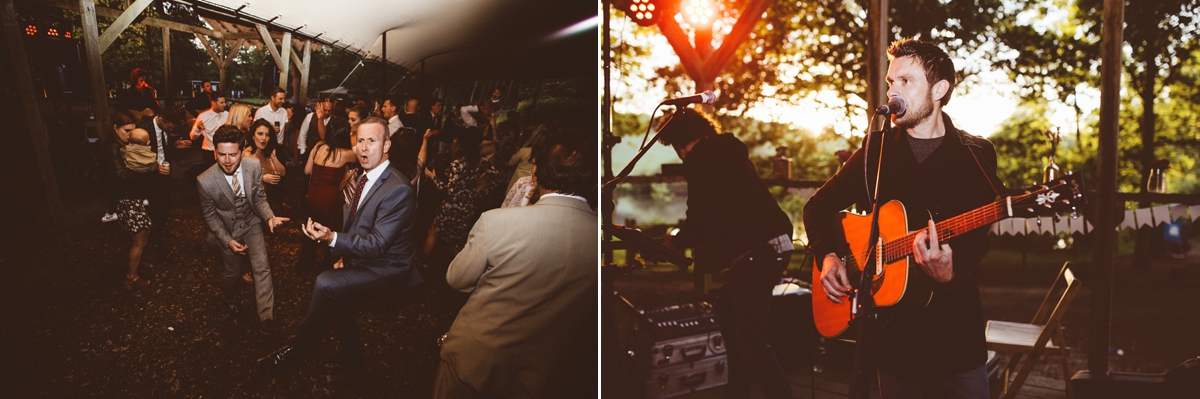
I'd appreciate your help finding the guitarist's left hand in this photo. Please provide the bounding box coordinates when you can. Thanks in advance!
[913,219,954,283]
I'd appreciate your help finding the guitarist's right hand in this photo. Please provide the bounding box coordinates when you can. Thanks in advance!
[820,253,851,304]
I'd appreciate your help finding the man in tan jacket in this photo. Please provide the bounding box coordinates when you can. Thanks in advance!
[434,130,597,398]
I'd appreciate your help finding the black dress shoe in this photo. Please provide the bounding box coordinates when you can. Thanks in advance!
[323,361,364,372]
[258,345,306,371]
[226,304,242,317]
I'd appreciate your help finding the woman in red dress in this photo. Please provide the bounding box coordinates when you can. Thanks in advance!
[300,118,356,270]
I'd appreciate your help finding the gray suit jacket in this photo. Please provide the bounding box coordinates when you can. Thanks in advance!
[197,157,275,248]
[333,164,423,288]
[441,196,598,397]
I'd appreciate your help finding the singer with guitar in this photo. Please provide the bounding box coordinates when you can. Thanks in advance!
[658,108,795,399]
[803,39,1004,398]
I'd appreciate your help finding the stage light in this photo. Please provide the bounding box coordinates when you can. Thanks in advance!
[64,31,72,38]
[25,24,37,36]
[626,0,661,26]
[47,28,59,37]
[620,0,678,27]
[684,0,714,27]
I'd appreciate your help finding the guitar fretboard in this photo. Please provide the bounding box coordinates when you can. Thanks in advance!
[880,201,1007,264]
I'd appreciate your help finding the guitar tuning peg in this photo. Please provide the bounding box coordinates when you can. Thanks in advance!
[1027,207,1035,214]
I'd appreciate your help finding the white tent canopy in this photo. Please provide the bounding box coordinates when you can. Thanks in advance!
[191,0,596,79]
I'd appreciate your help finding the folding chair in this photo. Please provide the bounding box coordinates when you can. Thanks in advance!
[986,262,1082,399]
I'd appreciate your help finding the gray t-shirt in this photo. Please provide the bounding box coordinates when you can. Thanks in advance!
[908,135,944,164]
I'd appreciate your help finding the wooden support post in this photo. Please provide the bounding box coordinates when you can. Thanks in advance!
[299,40,311,104]
[866,0,888,116]
[161,26,170,99]
[3,0,65,226]
[96,0,152,53]
[279,31,291,95]
[1090,0,1123,376]
[79,0,110,137]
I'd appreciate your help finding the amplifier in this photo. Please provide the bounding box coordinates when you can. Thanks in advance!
[642,354,729,399]
[615,296,724,369]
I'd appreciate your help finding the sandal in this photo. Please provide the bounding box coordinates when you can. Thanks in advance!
[242,273,253,284]
[125,275,151,290]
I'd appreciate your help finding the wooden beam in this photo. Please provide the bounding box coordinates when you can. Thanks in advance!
[700,0,773,80]
[656,17,705,84]
[279,31,291,93]
[224,38,244,66]
[79,0,110,136]
[161,26,170,98]
[3,0,65,226]
[40,0,224,39]
[96,0,152,53]
[298,40,311,103]
[195,32,225,68]
[256,23,285,73]
[289,43,304,69]
[1090,0,1124,376]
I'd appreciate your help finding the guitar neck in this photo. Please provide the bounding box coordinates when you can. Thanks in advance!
[882,201,1007,264]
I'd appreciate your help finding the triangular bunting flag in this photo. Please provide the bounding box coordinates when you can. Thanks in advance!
[1055,216,1070,235]
[1152,205,1170,226]
[1136,208,1154,228]
[1171,204,1189,222]
[1026,218,1041,235]
[1119,210,1137,230]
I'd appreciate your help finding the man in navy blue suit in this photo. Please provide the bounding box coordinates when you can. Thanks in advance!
[259,116,423,372]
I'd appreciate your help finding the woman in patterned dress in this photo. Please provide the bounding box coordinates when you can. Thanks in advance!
[105,110,156,290]
[425,126,485,258]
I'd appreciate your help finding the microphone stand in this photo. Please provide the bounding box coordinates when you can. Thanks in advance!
[847,111,890,399]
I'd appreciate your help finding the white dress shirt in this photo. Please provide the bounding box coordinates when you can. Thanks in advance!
[296,113,331,155]
[328,159,391,247]
[459,105,479,127]
[254,104,289,143]
[191,109,229,151]
[388,115,403,135]
[152,118,167,163]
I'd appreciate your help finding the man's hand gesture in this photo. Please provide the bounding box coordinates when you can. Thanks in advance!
[267,216,290,233]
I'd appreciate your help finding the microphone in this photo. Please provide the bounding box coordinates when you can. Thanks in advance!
[876,95,906,115]
[662,91,716,106]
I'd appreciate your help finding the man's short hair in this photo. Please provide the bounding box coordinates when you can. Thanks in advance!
[534,128,595,198]
[888,38,957,106]
[209,91,225,104]
[269,87,286,98]
[158,107,186,127]
[212,125,243,147]
[656,108,718,148]
[359,116,390,139]
[385,95,404,109]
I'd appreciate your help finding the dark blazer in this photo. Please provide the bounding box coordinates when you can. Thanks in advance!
[674,133,794,271]
[137,116,178,164]
[334,163,423,288]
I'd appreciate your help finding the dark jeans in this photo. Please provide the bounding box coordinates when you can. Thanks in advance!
[878,364,989,399]
[292,265,397,364]
[716,247,792,399]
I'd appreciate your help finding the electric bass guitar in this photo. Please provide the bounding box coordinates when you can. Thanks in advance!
[811,174,1084,338]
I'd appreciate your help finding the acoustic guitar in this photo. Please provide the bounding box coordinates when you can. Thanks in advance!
[811,174,1084,338]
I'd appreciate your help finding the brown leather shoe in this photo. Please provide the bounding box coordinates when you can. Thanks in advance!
[242,273,253,284]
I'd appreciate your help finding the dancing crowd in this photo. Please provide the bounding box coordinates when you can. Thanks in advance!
[99,72,596,398]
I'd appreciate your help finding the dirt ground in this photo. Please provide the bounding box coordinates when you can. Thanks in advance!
[0,170,474,398]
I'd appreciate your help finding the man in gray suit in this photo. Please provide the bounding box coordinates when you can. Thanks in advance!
[434,130,597,398]
[197,126,289,325]
[259,116,422,372]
